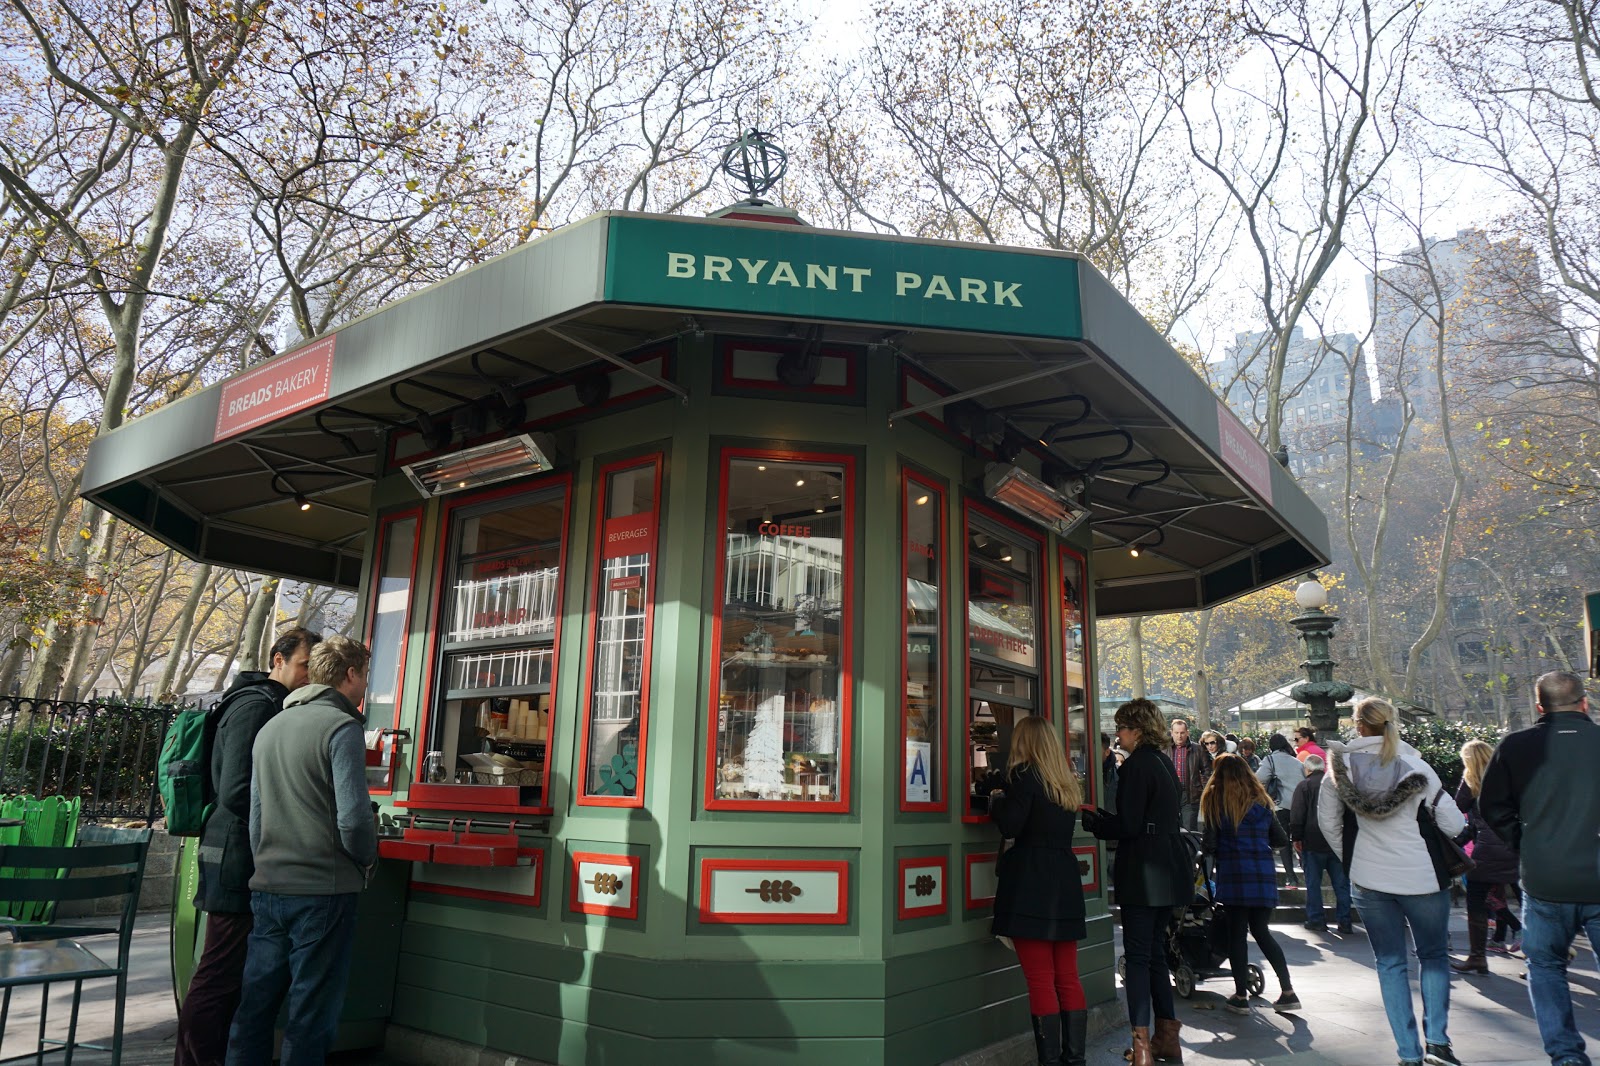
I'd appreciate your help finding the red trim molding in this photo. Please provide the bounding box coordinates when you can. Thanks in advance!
[577,453,664,808]
[568,851,641,919]
[961,498,1048,824]
[964,851,998,910]
[411,847,546,908]
[1058,542,1095,809]
[704,447,855,814]
[698,858,850,925]
[364,506,423,795]
[900,467,948,813]
[896,855,948,920]
[411,471,572,815]
[1073,845,1100,894]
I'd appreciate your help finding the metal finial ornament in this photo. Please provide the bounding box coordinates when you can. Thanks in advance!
[720,129,788,204]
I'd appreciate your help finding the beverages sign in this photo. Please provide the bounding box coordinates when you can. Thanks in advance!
[214,337,336,441]
[605,217,1083,339]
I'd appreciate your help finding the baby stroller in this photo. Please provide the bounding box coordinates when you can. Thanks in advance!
[1117,836,1265,999]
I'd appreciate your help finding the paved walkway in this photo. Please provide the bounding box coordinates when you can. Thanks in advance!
[2,912,1595,1065]
[1083,922,1599,1066]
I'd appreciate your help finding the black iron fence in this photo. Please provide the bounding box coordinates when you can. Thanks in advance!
[0,694,200,825]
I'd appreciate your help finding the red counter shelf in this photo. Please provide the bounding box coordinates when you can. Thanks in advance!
[395,782,541,812]
[378,819,534,867]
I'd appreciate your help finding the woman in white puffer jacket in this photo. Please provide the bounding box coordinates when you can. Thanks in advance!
[1318,697,1467,1066]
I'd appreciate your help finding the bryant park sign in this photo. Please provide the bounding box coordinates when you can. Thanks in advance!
[604,216,1085,340]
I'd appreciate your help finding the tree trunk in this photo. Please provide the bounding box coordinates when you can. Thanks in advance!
[156,563,213,699]
[0,644,24,695]
[237,578,280,672]
[1129,615,1146,698]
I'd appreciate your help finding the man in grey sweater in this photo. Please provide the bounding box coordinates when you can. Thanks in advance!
[225,636,376,1066]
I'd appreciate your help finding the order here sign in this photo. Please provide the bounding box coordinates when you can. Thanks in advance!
[213,337,336,442]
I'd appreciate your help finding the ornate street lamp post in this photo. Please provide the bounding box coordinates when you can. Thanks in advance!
[1288,576,1355,736]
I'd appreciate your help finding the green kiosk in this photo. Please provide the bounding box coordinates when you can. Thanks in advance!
[82,198,1329,1064]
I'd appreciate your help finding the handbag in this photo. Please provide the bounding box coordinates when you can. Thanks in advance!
[1418,787,1475,888]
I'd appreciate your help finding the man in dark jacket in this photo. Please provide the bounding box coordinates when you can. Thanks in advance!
[227,635,376,1066]
[174,627,319,1066]
[1169,718,1210,832]
[1480,670,1600,1066]
[1288,754,1352,933]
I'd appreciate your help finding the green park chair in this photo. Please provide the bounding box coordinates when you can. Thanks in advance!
[0,836,151,1066]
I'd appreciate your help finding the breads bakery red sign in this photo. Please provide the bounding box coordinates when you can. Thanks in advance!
[214,337,336,441]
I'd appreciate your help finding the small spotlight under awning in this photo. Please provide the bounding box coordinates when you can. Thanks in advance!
[402,433,557,498]
[983,464,1088,537]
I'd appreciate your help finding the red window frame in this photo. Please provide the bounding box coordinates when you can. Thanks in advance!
[697,857,851,925]
[961,499,1049,825]
[363,506,423,795]
[900,467,947,813]
[895,854,949,920]
[576,454,664,808]
[717,337,860,396]
[704,446,855,813]
[568,851,642,919]
[963,851,998,909]
[402,471,572,815]
[1058,542,1095,809]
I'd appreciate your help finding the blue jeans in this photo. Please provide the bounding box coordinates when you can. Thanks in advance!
[1353,887,1451,1062]
[225,892,360,1066]
[1522,893,1600,1066]
[1302,850,1352,925]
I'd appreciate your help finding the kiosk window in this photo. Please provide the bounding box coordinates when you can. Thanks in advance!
[902,470,945,810]
[1060,545,1092,805]
[965,506,1043,820]
[364,510,420,792]
[579,456,662,806]
[424,483,568,810]
[708,452,853,811]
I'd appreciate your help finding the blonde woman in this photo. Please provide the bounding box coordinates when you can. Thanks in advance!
[1200,754,1298,1013]
[1083,700,1193,1066]
[1450,739,1519,974]
[988,715,1087,1066]
[1318,697,1466,1066]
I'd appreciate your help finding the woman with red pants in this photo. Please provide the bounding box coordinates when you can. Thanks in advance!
[988,714,1087,1066]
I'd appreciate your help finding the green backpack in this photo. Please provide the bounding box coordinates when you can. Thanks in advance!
[158,689,247,836]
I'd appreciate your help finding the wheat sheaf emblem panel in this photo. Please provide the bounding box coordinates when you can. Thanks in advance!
[698,858,849,925]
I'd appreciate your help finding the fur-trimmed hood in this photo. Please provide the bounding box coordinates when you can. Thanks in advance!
[1318,735,1466,895]
[1329,750,1429,819]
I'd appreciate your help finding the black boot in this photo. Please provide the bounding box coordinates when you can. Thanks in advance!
[1060,1009,1087,1066]
[1030,1013,1063,1066]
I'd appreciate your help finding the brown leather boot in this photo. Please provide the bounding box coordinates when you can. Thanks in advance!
[1150,1017,1183,1062]
[1130,1026,1154,1066]
[1451,913,1490,974]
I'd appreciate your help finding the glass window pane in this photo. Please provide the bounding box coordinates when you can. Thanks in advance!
[425,485,566,807]
[1061,547,1092,803]
[712,456,848,807]
[367,515,418,715]
[966,510,1040,818]
[903,474,942,807]
[582,460,660,801]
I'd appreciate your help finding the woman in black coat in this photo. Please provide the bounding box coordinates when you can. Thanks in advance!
[1084,699,1194,1066]
[989,715,1087,1066]
[1451,739,1521,973]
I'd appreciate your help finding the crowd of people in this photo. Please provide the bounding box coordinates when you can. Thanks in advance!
[174,627,378,1066]
[990,671,1600,1066]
